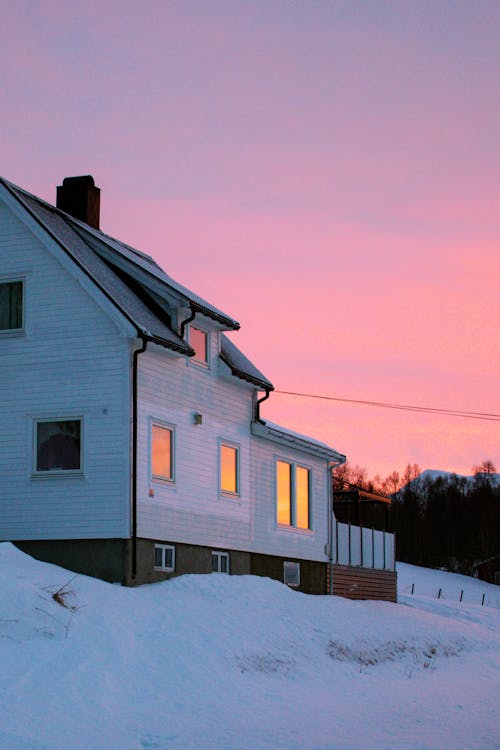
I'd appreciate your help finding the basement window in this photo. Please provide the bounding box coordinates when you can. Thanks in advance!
[154,544,175,572]
[0,279,23,333]
[34,418,82,474]
[211,551,229,574]
[283,561,300,588]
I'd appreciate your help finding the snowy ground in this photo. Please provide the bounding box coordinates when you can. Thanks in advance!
[0,544,498,750]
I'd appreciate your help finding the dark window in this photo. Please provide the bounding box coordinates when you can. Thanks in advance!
[0,281,23,331]
[154,544,175,572]
[211,551,229,574]
[36,420,81,472]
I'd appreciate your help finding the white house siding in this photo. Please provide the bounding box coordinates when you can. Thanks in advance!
[249,437,330,563]
[137,336,255,550]
[137,330,330,562]
[0,201,131,540]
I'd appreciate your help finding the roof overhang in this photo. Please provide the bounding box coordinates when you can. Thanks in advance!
[251,420,346,463]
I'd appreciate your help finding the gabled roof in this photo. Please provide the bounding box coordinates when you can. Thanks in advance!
[1,177,239,332]
[69,220,240,331]
[5,184,190,353]
[1,175,271,388]
[220,334,274,390]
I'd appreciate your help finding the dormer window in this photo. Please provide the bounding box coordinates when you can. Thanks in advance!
[0,280,23,332]
[189,326,208,365]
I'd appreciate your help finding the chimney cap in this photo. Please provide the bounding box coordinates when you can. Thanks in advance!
[60,175,96,187]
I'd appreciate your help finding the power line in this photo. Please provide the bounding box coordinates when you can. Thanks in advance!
[273,390,500,422]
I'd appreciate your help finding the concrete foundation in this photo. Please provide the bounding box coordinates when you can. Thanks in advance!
[14,538,397,601]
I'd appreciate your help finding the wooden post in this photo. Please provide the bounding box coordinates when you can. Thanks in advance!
[360,524,363,567]
[437,588,441,599]
[459,589,463,602]
[411,583,414,595]
[348,523,351,566]
[372,527,375,569]
[482,593,485,606]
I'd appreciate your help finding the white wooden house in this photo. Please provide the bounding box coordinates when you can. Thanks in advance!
[0,175,396,599]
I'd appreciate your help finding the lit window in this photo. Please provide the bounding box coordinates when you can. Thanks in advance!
[151,423,174,481]
[190,326,208,365]
[295,466,310,530]
[154,544,175,572]
[276,460,310,529]
[0,280,23,332]
[211,551,229,573]
[35,419,82,473]
[220,443,239,494]
[276,460,292,525]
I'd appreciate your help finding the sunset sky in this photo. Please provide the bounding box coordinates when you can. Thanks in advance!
[2,1,498,478]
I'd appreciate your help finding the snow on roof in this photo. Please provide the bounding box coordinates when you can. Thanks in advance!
[251,419,346,463]
[1,175,239,332]
[66,212,240,330]
[220,334,274,390]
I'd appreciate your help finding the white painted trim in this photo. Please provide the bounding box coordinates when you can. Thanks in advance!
[31,416,84,478]
[187,324,210,369]
[0,275,26,337]
[211,550,230,573]
[154,543,176,572]
[218,438,241,499]
[149,418,176,484]
[274,454,313,533]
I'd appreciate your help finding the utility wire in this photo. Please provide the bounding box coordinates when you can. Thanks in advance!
[273,390,500,422]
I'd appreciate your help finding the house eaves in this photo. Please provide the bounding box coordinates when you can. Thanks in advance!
[67,219,241,331]
[1,178,192,356]
[251,420,346,464]
[220,334,274,390]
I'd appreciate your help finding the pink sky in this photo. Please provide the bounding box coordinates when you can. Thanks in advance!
[2,1,498,477]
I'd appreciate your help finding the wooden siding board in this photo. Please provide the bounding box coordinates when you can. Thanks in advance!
[329,564,397,602]
[0,201,130,541]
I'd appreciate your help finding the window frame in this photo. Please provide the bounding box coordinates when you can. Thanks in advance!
[154,544,176,572]
[150,419,176,484]
[275,457,312,531]
[188,324,210,368]
[211,550,230,574]
[0,277,25,336]
[32,416,84,478]
[219,439,240,497]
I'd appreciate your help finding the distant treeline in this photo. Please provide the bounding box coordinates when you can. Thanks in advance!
[334,461,499,579]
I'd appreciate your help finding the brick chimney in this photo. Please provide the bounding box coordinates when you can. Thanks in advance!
[56,175,100,229]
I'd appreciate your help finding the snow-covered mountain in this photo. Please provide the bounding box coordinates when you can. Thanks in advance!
[401,468,500,491]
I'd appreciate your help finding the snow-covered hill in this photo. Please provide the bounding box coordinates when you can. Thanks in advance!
[413,468,500,487]
[0,544,498,750]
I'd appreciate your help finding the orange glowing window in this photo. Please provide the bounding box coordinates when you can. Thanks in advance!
[151,424,173,480]
[190,326,208,365]
[295,466,310,529]
[276,460,311,530]
[220,443,239,494]
[276,460,292,525]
